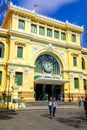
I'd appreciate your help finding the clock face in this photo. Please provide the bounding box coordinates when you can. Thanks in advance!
[43,60,53,73]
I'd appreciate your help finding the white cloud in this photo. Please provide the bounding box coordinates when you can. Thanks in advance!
[14,0,78,14]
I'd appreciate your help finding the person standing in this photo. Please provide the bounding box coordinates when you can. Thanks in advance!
[48,97,53,118]
[81,97,85,106]
[53,97,57,117]
[84,97,87,119]
[78,97,82,106]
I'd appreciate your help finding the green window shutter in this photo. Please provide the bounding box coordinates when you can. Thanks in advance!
[18,20,25,29]
[15,72,22,86]
[0,42,4,58]
[83,79,86,90]
[73,57,77,66]
[54,31,59,39]
[0,71,2,85]
[61,32,66,40]
[39,26,44,35]
[82,58,85,69]
[31,24,37,33]
[47,29,52,37]
[17,46,23,58]
[74,78,79,89]
[72,34,76,42]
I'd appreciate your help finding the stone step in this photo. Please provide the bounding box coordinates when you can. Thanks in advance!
[25,101,77,106]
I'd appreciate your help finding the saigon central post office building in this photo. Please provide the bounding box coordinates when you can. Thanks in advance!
[0,3,87,104]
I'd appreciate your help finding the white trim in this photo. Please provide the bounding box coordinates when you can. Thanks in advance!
[35,77,70,85]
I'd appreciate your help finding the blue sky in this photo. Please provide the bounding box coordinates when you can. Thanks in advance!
[0,0,87,48]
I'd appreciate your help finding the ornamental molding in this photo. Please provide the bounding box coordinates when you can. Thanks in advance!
[10,36,14,41]
[28,40,31,45]
[71,53,79,56]
[12,14,19,19]
[67,48,70,52]
[70,73,74,80]
[79,74,83,80]
[24,67,29,75]
[9,65,15,75]
[25,17,30,22]
[83,55,87,59]
[46,43,54,51]
[32,45,42,54]
[15,42,26,47]
[0,39,3,43]
[57,50,66,64]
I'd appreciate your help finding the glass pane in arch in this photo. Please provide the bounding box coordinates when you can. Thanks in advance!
[35,54,60,74]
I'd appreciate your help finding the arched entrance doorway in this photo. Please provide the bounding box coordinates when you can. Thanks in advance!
[34,54,69,101]
[34,54,61,101]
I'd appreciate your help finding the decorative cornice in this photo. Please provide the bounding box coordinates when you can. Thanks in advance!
[9,3,83,32]
[7,63,34,69]
[10,31,82,51]
[62,70,87,76]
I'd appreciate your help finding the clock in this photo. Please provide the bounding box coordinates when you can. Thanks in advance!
[43,60,53,73]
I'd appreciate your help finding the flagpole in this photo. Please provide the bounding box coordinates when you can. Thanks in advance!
[33,3,39,12]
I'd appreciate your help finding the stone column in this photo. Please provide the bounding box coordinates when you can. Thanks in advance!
[52,85,54,98]
[42,85,46,101]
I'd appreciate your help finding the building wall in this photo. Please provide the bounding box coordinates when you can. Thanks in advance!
[0,5,87,103]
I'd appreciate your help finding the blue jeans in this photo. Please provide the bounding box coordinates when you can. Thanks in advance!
[53,107,56,117]
[49,105,53,117]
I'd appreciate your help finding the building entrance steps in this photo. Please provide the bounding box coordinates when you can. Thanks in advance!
[18,101,82,111]
[25,101,77,107]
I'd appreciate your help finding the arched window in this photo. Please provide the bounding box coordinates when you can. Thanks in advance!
[35,54,60,74]
[82,58,85,69]
[0,42,4,58]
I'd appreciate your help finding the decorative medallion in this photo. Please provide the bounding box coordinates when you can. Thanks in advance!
[57,50,66,64]
[32,45,42,54]
[46,43,54,51]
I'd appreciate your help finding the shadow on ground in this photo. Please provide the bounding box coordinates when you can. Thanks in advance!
[0,110,17,120]
[41,110,87,128]
[56,112,87,128]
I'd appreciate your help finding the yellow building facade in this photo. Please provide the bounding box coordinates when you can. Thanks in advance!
[0,4,87,108]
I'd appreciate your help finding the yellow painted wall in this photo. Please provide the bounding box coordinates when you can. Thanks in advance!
[0,5,87,108]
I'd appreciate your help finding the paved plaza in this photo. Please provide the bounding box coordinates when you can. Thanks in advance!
[0,107,87,130]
